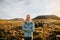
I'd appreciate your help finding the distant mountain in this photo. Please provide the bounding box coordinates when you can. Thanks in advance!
[32,15,60,20]
[10,18,24,21]
[0,18,24,21]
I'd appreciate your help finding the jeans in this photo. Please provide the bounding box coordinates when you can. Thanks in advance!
[24,37,32,40]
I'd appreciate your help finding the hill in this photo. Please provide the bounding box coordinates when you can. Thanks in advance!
[10,18,24,21]
[32,15,60,20]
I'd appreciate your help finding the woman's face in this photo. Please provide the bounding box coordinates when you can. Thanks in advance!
[26,15,30,21]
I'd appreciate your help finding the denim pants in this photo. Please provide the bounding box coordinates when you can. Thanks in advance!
[24,37,32,40]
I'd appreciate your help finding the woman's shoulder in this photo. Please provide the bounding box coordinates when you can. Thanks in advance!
[23,20,34,24]
[30,21,34,24]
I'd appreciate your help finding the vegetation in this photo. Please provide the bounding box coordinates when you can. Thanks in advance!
[0,15,60,40]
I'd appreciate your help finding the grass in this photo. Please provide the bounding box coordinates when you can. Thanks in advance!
[0,20,60,40]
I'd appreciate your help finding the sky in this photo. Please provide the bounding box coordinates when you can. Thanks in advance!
[0,0,60,19]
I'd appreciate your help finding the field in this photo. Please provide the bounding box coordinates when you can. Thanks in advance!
[0,19,60,40]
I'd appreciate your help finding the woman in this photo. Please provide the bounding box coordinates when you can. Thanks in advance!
[22,14,35,40]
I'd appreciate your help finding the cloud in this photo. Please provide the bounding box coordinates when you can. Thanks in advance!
[0,0,60,19]
[52,3,60,17]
